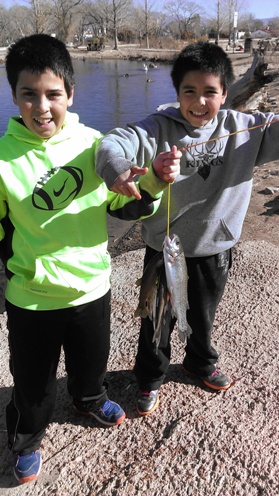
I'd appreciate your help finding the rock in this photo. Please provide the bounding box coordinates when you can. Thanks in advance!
[261,186,279,194]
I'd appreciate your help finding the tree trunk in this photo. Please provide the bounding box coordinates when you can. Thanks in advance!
[222,53,274,111]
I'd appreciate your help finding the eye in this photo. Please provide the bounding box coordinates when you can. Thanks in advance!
[22,91,35,97]
[48,92,61,98]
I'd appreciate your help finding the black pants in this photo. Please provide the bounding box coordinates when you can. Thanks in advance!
[134,246,232,390]
[6,291,111,455]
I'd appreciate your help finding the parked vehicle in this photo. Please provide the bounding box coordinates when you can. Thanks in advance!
[87,37,105,51]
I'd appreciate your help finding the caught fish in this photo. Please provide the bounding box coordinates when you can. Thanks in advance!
[152,266,169,351]
[163,234,192,343]
[134,251,163,319]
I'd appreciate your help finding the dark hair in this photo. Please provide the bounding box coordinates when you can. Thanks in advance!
[171,41,234,94]
[6,34,75,97]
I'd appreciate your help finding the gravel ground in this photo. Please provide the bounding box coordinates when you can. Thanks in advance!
[0,50,278,495]
[0,236,278,495]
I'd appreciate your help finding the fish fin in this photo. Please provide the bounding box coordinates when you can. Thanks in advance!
[186,323,193,338]
[155,258,164,268]
[135,277,142,286]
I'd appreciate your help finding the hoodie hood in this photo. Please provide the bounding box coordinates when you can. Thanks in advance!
[4,111,82,146]
[154,106,220,136]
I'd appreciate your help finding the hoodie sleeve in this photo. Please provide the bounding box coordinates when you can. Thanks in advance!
[96,118,160,189]
[106,165,168,221]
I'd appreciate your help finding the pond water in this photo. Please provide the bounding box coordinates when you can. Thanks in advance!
[0,59,177,136]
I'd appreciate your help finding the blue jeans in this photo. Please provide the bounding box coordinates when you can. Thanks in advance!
[134,246,232,390]
[6,291,111,455]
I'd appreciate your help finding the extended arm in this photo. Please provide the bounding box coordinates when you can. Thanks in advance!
[107,152,180,219]
[107,145,181,199]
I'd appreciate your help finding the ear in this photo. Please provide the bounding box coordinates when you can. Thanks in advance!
[67,86,74,107]
[221,90,228,105]
[12,91,18,106]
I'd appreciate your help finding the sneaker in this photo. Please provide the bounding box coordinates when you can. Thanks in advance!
[137,390,159,415]
[183,367,231,391]
[73,399,126,426]
[13,451,42,484]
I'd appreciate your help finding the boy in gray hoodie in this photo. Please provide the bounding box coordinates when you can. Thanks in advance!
[96,42,279,415]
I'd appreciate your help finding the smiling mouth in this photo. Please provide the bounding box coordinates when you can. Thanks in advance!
[34,118,53,125]
[191,111,208,117]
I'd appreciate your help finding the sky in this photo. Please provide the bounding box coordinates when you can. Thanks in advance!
[239,0,279,20]
[3,0,279,21]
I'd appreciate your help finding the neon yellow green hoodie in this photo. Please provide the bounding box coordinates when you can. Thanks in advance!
[0,112,166,310]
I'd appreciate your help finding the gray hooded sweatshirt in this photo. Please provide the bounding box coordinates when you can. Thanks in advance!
[96,107,279,257]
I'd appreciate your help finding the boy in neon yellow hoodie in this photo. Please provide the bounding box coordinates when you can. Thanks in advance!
[0,34,181,484]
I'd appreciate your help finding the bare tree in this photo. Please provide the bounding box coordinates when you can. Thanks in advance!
[26,0,55,34]
[164,0,202,40]
[82,0,106,38]
[135,0,160,48]
[6,4,35,41]
[206,0,248,42]
[93,0,133,49]
[216,0,220,43]
[0,5,12,45]
[49,0,85,41]
[112,0,133,49]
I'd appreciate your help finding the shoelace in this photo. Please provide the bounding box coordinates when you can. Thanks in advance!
[210,369,220,377]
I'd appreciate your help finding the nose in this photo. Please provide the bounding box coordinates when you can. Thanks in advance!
[36,95,49,112]
[197,95,206,106]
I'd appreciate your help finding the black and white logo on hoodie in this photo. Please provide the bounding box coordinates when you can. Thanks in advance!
[186,140,224,180]
[32,166,83,210]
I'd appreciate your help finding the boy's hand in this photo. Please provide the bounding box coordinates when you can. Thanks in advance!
[110,144,181,199]
[110,166,148,200]
[153,145,181,183]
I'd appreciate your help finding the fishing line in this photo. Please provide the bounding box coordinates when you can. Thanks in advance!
[167,183,171,236]
[178,118,279,151]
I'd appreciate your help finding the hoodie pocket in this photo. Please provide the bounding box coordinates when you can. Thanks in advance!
[156,217,236,256]
[25,248,111,297]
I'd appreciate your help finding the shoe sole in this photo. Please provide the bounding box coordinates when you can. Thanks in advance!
[137,396,159,416]
[202,379,230,391]
[73,405,126,426]
[183,367,231,391]
[17,474,39,484]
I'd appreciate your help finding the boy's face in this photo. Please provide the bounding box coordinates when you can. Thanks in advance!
[177,71,227,127]
[12,69,74,139]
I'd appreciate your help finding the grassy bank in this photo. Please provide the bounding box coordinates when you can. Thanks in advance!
[68,45,180,64]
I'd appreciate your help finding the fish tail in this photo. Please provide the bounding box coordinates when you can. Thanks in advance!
[178,328,187,343]
[178,323,192,343]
